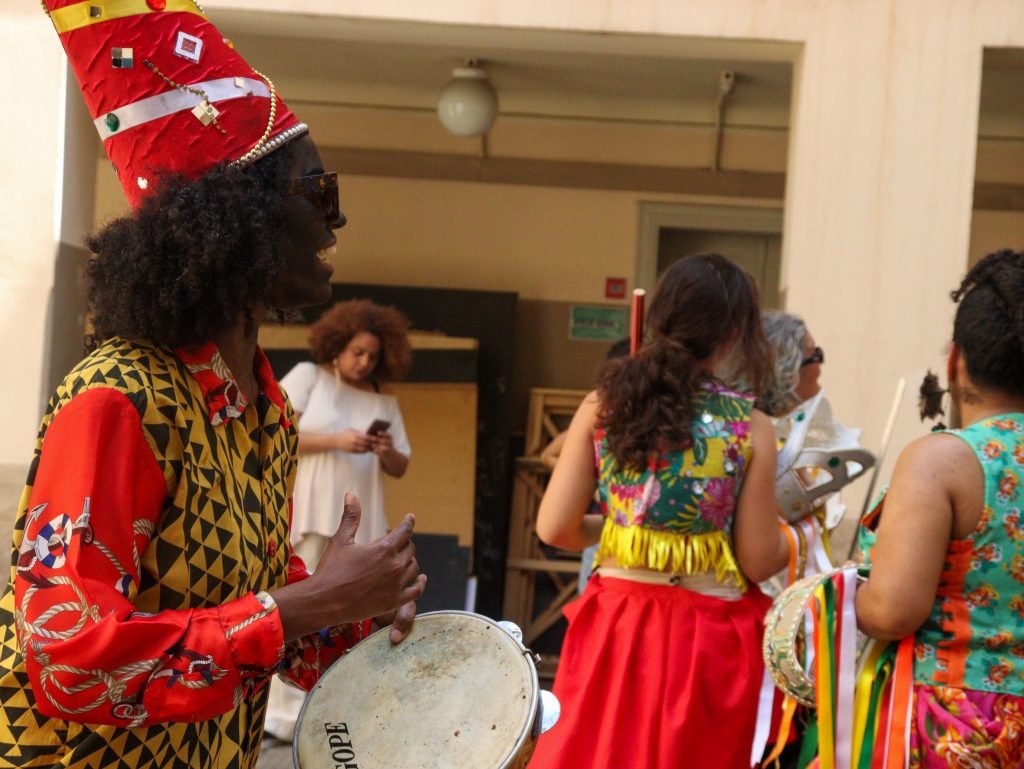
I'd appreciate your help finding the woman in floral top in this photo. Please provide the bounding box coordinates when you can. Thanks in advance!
[530,254,790,769]
[857,249,1024,767]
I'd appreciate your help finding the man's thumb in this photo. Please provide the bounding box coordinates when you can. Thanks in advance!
[337,492,362,543]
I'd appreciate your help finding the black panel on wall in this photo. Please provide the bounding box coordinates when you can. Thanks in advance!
[284,283,518,621]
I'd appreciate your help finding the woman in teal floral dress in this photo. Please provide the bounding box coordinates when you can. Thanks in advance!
[530,254,790,769]
[857,249,1024,767]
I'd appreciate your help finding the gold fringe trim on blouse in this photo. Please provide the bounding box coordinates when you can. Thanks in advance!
[597,518,746,588]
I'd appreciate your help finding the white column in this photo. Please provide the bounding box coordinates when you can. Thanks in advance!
[41,62,98,402]
[782,0,985,465]
[0,10,65,465]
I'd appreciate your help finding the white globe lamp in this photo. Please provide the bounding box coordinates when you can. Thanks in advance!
[436,65,499,138]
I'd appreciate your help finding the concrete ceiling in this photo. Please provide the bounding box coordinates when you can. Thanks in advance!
[215,11,1024,141]
[216,11,796,130]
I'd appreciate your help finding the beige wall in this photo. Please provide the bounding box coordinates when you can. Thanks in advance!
[91,101,793,305]
[8,0,1024,500]
[92,142,1024,303]
[95,161,782,303]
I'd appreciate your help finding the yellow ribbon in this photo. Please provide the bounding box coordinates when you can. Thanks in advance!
[815,583,836,769]
[851,640,886,763]
[49,0,204,35]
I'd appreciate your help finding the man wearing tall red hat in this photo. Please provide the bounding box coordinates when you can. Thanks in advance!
[0,2,426,766]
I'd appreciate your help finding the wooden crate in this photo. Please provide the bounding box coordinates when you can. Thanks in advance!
[523,388,588,458]
[504,388,587,677]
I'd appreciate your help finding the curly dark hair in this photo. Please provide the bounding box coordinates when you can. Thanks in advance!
[952,248,1024,396]
[85,141,297,348]
[597,253,773,471]
[308,300,412,383]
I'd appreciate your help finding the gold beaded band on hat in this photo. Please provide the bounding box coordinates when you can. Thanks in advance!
[143,59,227,135]
[232,70,308,167]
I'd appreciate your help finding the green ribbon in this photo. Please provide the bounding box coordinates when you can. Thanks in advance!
[856,644,897,769]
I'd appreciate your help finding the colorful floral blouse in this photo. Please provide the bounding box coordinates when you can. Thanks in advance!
[593,383,754,587]
[914,414,1024,696]
[0,338,367,769]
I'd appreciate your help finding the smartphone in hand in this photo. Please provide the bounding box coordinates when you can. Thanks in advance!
[366,419,391,436]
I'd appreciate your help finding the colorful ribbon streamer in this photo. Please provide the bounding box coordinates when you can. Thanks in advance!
[776,566,913,769]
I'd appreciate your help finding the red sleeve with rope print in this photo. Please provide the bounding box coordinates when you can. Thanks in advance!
[16,388,284,727]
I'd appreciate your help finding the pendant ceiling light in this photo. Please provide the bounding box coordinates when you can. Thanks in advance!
[436,64,499,138]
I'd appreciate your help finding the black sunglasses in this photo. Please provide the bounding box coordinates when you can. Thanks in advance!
[289,171,344,228]
[801,346,824,367]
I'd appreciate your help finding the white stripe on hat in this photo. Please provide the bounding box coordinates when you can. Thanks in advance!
[94,76,271,141]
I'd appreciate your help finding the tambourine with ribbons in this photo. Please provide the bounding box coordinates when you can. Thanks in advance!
[761,566,915,769]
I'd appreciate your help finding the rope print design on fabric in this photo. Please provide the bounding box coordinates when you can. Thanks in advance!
[0,338,296,769]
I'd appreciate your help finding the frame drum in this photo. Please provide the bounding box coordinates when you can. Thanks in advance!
[762,570,833,706]
[293,611,547,769]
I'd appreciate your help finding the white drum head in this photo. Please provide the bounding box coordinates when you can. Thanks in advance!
[294,611,539,769]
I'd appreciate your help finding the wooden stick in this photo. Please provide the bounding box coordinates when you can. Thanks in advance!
[859,377,907,519]
[630,288,646,355]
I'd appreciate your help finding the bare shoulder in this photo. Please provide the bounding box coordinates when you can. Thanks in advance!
[571,390,600,418]
[887,431,980,527]
[896,431,976,474]
[749,407,773,430]
[748,408,776,448]
[567,391,601,432]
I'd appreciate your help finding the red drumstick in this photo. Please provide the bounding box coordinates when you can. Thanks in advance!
[630,288,646,355]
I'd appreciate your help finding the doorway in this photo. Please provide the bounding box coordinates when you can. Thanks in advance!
[636,202,784,307]
[658,228,781,308]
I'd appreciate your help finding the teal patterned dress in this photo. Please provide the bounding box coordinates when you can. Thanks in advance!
[860,415,1024,767]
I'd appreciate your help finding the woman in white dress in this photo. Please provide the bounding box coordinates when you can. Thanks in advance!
[283,298,412,558]
[265,299,412,742]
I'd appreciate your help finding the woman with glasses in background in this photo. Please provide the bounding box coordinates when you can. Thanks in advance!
[759,311,824,417]
[757,311,875,592]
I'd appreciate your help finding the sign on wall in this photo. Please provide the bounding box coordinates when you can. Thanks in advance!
[568,305,628,342]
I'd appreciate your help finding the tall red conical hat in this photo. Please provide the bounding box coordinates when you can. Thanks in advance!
[42,0,307,208]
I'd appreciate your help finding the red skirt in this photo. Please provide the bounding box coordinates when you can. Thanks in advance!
[528,574,772,769]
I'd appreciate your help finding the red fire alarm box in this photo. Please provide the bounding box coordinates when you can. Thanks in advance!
[605,277,627,300]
